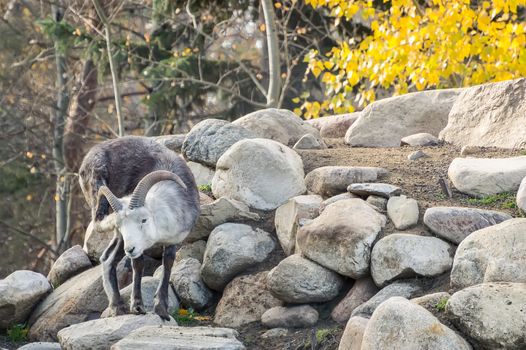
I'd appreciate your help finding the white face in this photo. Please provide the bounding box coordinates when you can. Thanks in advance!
[118,207,156,259]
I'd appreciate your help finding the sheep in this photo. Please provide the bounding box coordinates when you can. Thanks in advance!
[79,136,200,320]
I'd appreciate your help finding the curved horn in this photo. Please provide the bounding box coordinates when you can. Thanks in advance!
[129,170,187,209]
[97,186,124,212]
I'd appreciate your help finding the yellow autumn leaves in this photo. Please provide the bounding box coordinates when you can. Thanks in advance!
[297,0,526,118]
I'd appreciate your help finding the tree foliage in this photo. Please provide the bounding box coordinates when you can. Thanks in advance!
[299,0,526,118]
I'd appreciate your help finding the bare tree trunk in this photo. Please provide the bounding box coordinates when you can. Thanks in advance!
[261,0,280,108]
[51,3,70,252]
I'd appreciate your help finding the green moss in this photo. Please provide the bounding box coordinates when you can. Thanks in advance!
[7,324,28,343]
[467,192,517,210]
[198,184,212,192]
[435,297,449,312]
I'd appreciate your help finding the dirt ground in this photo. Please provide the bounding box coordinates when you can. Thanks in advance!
[2,141,524,349]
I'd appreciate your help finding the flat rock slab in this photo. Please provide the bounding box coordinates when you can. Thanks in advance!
[424,206,512,244]
[348,183,401,198]
[448,156,526,197]
[401,133,440,147]
[447,282,526,350]
[111,325,245,350]
[57,314,176,350]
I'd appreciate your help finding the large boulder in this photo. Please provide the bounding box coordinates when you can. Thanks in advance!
[448,156,526,197]
[345,89,461,147]
[0,270,52,329]
[153,134,186,153]
[261,305,318,328]
[112,326,245,350]
[296,199,387,278]
[361,297,471,350]
[201,223,275,291]
[320,113,360,138]
[518,177,526,212]
[186,197,260,242]
[447,282,526,350]
[182,119,255,167]
[168,258,213,310]
[57,314,176,350]
[212,138,306,210]
[17,343,61,350]
[440,78,526,149]
[274,195,322,256]
[423,206,512,244]
[187,161,215,186]
[338,316,369,350]
[305,166,388,197]
[451,218,526,289]
[47,245,92,287]
[370,234,453,287]
[267,254,344,303]
[232,108,321,146]
[175,240,207,263]
[331,277,379,323]
[214,272,283,328]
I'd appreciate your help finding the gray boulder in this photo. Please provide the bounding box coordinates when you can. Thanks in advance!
[47,245,92,287]
[0,270,51,329]
[448,156,526,197]
[261,305,318,328]
[175,240,207,263]
[297,199,387,278]
[447,282,526,350]
[182,119,254,167]
[169,258,213,310]
[212,138,306,210]
[187,161,215,187]
[338,316,368,350]
[320,113,360,138]
[320,193,360,213]
[407,150,428,161]
[17,343,61,350]
[201,223,275,291]
[518,177,526,212]
[401,133,440,146]
[386,195,419,230]
[371,234,453,287]
[348,183,401,198]
[365,195,388,212]
[152,134,186,153]
[424,206,512,244]
[451,218,526,289]
[293,134,327,150]
[440,78,526,149]
[267,255,344,303]
[331,277,379,323]
[346,89,461,147]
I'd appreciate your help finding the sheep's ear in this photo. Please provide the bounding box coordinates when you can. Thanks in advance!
[129,170,187,209]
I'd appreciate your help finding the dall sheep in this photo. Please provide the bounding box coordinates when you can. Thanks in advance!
[79,136,200,319]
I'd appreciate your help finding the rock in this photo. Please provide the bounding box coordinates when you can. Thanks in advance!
[365,195,388,212]
[407,150,427,161]
[320,113,360,138]
[201,223,275,291]
[47,245,92,287]
[267,255,344,303]
[423,206,512,244]
[261,305,318,328]
[152,134,186,153]
[28,265,127,341]
[214,272,283,328]
[232,108,321,146]
[17,343,61,350]
[346,89,461,147]
[199,192,214,205]
[182,119,255,167]
[188,161,215,187]
[411,292,451,323]
[371,234,453,287]
[460,145,482,156]
[448,156,526,197]
[440,78,526,149]
[297,199,387,278]
[518,177,526,212]
[348,183,401,198]
[293,134,327,150]
[361,297,471,350]
[187,197,260,242]
[0,271,51,329]
[170,258,213,310]
[448,282,526,350]
[57,314,176,350]
[275,195,322,256]
[261,328,289,338]
[351,281,422,318]
[331,277,380,323]
[212,138,306,210]
[305,166,388,197]
[319,192,359,213]
[338,316,369,350]
[386,195,419,230]
[112,326,245,350]
[175,240,207,263]
[83,220,112,262]
[450,218,526,289]
[401,133,440,147]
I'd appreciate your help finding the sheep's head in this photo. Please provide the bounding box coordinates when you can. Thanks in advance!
[96,170,187,259]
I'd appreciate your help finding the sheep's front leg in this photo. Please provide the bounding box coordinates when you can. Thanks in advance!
[100,230,126,317]
[154,245,177,321]
[130,254,145,314]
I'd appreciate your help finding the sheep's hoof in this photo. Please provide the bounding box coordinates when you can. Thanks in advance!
[103,302,127,318]
[154,303,170,321]
[130,300,146,315]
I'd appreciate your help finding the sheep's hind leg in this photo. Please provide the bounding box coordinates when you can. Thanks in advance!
[100,231,127,317]
[154,244,176,321]
[130,254,145,314]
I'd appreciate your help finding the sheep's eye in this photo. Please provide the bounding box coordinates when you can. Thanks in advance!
[141,218,147,223]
